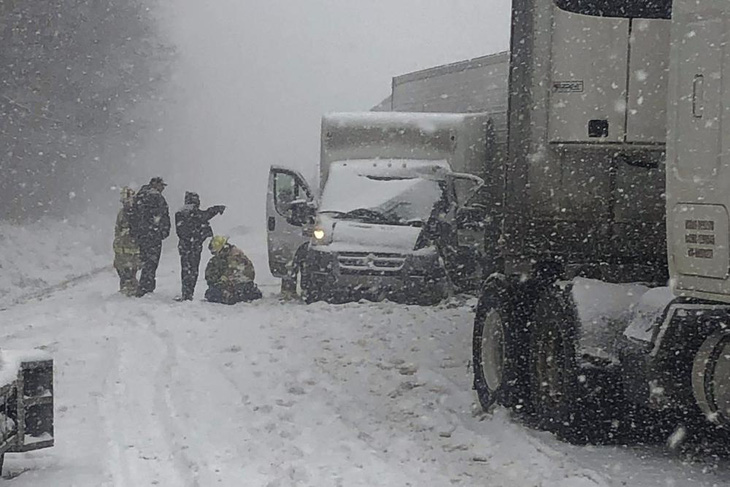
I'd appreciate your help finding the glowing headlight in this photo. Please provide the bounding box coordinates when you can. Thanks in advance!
[313,228,326,240]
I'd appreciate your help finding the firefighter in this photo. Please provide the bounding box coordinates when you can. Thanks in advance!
[130,176,171,296]
[205,236,262,304]
[113,187,140,296]
[175,191,225,300]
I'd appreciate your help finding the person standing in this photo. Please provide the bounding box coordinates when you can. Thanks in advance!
[130,177,171,296]
[175,191,225,300]
[113,187,140,296]
[205,236,262,304]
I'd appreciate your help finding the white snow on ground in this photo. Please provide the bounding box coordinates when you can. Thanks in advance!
[0,227,729,485]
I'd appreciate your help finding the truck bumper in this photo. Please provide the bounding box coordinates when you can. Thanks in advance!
[305,247,448,304]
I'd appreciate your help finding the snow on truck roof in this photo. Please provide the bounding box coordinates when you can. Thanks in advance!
[323,112,481,132]
[393,51,509,86]
[329,159,452,179]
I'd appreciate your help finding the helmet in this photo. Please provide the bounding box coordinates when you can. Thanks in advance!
[209,235,229,254]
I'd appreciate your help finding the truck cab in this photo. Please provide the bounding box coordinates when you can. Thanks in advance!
[266,112,495,304]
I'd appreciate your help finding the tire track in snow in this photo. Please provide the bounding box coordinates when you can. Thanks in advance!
[150,329,202,487]
[97,337,135,487]
[135,308,202,487]
[143,305,254,485]
[96,308,192,486]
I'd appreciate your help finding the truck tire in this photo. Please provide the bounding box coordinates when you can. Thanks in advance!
[530,284,596,444]
[472,277,532,412]
[299,261,323,304]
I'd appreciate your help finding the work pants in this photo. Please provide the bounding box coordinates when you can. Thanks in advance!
[205,281,262,305]
[138,240,163,296]
[114,252,139,296]
[179,242,203,300]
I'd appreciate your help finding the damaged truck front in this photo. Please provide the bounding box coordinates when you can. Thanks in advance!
[266,111,500,304]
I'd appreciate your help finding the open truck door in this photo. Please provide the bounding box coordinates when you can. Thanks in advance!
[266,166,315,281]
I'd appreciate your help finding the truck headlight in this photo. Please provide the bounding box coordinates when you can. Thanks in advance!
[313,228,326,241]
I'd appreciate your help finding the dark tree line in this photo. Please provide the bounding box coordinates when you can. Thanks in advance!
[0,0,172,221]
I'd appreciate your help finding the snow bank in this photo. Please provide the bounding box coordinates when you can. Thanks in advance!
[0,215,112,307]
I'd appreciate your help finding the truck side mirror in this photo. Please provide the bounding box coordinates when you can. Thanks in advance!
[456,205,488,230]
[287,200,316,227]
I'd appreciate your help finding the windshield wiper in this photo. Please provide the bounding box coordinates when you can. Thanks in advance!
[342,208,392,224]
[319,210,347,217]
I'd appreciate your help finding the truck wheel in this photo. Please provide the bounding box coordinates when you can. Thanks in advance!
[530,284,589,443]
[472,277,531,412]
[692,330,730,427]
[299,261,323,304]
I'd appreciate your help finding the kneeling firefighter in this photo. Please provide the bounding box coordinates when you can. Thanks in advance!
[205,236,262,304]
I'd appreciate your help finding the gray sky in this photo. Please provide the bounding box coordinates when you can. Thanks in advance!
[149,0,512,230]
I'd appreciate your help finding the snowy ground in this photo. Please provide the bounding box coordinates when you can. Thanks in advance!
[0,216,110,309]
[0,229,729,486]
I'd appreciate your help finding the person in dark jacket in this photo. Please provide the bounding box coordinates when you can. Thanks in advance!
[175,191,225,300]
[130,176,171,296]
[205,236,262,304]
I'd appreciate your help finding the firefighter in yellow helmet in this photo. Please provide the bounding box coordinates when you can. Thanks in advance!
[204,236,262,304]
[113,187,141,296]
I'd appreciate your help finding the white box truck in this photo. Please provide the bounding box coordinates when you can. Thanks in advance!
[266,111,500,304]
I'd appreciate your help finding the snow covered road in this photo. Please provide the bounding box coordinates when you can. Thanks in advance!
[1,235,730,486]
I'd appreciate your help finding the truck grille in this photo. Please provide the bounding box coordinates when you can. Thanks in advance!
[337,251,406,275]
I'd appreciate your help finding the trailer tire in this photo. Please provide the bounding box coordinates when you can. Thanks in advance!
[529,284,591,443]
[472,277,532,412]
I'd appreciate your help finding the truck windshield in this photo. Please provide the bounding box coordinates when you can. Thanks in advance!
[319,169,444,225]
[554,0,671,19]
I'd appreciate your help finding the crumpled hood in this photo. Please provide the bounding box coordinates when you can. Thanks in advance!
[329,220,423,253]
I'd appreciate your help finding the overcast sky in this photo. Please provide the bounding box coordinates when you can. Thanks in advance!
[149,0,512,230]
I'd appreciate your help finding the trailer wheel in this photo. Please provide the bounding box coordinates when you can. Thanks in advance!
[530,284,588,443]
[472,277,531,411]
